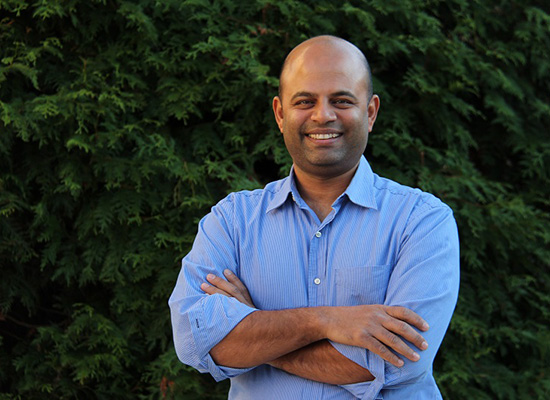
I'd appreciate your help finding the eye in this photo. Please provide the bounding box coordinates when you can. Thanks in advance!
[294,99,315,108]
[332,98,354,107]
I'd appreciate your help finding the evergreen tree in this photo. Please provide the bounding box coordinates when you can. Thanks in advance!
[1,0,549,398]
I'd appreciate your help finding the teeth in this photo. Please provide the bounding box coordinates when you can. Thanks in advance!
[308,133,340,139]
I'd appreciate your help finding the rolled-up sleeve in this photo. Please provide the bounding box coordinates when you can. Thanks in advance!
[168,195,258,381]
[331,204,460,399]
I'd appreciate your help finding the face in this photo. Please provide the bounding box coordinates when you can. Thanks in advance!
[273,42,380,179]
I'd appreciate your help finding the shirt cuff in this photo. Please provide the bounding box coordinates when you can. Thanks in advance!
[189,294,257,381]
[330,341,386,400]
[204,352,255,381]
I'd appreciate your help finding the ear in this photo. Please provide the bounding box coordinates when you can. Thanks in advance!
[272,96,284,133]
[367,95,380,133]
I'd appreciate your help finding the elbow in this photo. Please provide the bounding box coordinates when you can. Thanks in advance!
[402,360,430,384]
[172,330,206,372]
[170,308,208,372]
[386,354,433,387]
[209,340,254,369]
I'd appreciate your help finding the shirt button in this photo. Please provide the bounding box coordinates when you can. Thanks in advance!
[315,231,322,238]
[314,278,321,285]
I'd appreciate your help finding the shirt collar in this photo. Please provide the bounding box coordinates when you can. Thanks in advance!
[266,166,296,213]
[266,155,378,213]
[343,155,378,210]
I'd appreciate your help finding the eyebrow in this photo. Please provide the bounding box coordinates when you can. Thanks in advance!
[290,91,315,101]
[332,91,359,101]
[290,90,359,102]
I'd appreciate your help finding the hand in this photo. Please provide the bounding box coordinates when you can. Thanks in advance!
[201,271,428,368]
[322,305,429,368]
[201,269,256,309]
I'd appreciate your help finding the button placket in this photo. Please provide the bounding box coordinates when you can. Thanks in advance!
[310,230,324,295]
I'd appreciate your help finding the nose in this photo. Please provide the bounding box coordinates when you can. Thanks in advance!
[310,100,336,124]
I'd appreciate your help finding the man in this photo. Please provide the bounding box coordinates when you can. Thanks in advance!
[169,35,459,399]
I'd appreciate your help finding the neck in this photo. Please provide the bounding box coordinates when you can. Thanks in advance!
[293,164,359,222]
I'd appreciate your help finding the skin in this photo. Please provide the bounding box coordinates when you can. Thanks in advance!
[273,36,380,220]
[200,36,429,385]
[202,271,373,384]
[202,270,429,383]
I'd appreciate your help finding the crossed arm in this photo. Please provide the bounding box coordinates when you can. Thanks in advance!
[170,198,459,389]
[201,269,429,384]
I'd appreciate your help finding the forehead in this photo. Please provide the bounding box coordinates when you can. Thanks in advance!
[281,43,368,99]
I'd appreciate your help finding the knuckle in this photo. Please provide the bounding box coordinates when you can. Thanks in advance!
[388,334,401,346]
[356,331,373,346]
[396,321,409,333]
[398,306,410,317]
[228,286,240,296]
[234,283,246,292]
[353,330,367,343]
[375,341,389,354]
[372,339,388,353]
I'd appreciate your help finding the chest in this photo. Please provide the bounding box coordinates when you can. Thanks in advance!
[235,205,403,310]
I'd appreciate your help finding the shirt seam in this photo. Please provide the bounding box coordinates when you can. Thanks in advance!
[408,200,451,225]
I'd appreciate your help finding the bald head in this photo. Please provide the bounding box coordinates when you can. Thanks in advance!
[278,36,373,100]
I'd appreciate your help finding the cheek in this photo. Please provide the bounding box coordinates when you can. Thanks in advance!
[284,111,309,129]
[348,115,370,134]
[282,118,297,137]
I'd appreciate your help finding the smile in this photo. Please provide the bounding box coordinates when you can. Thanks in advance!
[306,132,342,140]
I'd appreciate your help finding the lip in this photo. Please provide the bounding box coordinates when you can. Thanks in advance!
[305,129,342,139]
[305,128,341,135]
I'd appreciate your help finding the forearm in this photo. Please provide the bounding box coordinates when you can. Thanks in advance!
[207,280,429,373]
[210,307,325,368]
[269,340,374,384]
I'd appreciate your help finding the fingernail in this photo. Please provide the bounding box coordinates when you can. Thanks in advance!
[201,283,210,289]
[412,352,420,361]
[397,359,404,367]
[421,341,428,350]
[207,274,215,280]
[224,269,233,276]
[422,323,429,330]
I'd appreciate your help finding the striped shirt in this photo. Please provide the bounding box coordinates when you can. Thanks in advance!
[169,156,460,399]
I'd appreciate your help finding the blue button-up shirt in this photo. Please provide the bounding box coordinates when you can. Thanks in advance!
[169,156,460,400]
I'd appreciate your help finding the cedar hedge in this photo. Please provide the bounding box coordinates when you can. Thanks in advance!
[1,0,549,399]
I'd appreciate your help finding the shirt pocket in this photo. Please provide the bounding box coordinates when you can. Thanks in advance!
[334,265,392,306]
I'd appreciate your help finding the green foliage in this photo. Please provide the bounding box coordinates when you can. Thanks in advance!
[1,0,549,398]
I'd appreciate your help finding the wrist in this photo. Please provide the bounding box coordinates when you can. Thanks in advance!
[311,306,334,340]
[301,306,332,342]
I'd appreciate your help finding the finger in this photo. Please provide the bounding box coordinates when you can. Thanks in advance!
[373,326,421,362]
[201,282,231,297]
[382,313,429,351]
[363,335,405,368]
[206,274,235,292]
[386,306,429,332]
[223,269,254,303]
[206,274,248,303]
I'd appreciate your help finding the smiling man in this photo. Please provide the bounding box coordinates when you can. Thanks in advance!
[169,36,460,399]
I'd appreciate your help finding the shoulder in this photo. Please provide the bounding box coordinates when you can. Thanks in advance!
[212,177,289,213]
[371,173,453,222]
